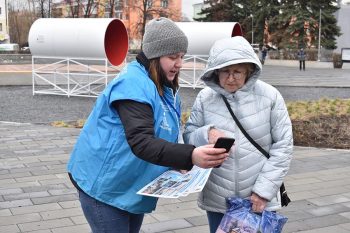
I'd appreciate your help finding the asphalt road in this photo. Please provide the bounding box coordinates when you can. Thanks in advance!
[1,84,350,124]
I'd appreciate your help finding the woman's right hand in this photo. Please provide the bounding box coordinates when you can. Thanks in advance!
[191,145,228,169]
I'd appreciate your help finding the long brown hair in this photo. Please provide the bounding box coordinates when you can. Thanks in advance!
[149,58,179,96]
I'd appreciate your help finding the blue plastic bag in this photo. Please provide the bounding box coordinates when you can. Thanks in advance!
[216,197,288,233]
[260,210,288,233]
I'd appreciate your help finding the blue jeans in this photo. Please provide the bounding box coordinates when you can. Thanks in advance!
[206,211,224,233]
[78,190,144,233]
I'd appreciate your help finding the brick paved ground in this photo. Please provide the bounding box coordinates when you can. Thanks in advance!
[1,122,350,232]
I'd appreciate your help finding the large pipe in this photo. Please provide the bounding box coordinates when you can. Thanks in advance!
[28,18,129,66]
[175,22,242,56]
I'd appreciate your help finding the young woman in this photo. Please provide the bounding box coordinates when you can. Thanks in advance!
[183,36,293,233]
[67,17,228,233]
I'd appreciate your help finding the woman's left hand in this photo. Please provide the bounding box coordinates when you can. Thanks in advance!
[250,192,267,213]
[208,128,226,144]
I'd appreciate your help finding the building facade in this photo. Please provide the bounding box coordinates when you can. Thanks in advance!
[0,0,9,43]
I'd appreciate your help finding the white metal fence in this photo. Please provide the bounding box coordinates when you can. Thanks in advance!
[32,56,122,97]
[31,54,207,98]
[179,55,208,89]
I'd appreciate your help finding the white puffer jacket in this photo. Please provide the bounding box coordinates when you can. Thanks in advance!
[183,36,293,213]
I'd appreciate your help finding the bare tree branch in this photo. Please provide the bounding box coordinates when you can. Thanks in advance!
[130,0,179,46]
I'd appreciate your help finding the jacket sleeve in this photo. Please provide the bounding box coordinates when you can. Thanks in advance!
[183,92,213,146]
[113,100,194,170]
[252,92,293,201]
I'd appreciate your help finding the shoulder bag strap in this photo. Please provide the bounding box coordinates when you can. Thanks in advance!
[220,94,270,159]
[221,95,290,206]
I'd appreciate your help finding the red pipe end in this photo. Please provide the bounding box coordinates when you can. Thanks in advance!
[231,23,243,37]
[105,19,129,66]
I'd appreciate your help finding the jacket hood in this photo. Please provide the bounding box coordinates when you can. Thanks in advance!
[201,36,262,94]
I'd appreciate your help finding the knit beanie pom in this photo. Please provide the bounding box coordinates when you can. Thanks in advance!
[142,17,188,59]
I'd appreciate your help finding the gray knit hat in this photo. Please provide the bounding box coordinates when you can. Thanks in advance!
[142,17,188,59]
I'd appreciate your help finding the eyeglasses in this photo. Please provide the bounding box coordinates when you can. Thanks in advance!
[219,69,246,80]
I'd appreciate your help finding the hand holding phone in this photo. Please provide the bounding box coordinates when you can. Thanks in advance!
[214,137,235,168]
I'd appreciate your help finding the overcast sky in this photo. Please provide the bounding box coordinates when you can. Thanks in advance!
[182,0,203,19]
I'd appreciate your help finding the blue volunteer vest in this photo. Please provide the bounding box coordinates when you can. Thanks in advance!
[67,61,181,213]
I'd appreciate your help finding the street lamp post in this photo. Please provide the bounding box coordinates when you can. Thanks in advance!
[49,0,52,18]
[251,14,254,44]
[318,8,322,62]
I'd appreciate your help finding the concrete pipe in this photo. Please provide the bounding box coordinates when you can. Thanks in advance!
[175,22,242,55]
[28,18,129,66]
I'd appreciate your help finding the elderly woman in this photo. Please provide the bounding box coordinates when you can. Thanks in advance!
[183,36,293,233]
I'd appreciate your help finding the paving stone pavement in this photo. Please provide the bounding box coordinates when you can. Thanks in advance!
[1,122,350,233]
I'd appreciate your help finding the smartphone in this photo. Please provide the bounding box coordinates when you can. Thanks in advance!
[214,137,235,168]
[214,137,235,152]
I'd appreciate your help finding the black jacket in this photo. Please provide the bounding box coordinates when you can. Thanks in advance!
[113,100,195,170]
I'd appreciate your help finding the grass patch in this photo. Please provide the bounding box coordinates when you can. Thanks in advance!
[50,119,85,128]
[287,98,350,149]
[287,98,350,120]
